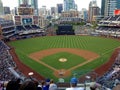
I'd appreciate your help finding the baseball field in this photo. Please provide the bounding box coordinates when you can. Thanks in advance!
[9,36,120,81]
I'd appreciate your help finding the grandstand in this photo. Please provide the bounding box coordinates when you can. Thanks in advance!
[15,27,45,39]
[0,18,15,40]
[96,51,120,89]
[96,15,120,38]
[0,40,25,81]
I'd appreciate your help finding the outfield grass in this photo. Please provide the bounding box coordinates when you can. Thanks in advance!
[9,36,120,81]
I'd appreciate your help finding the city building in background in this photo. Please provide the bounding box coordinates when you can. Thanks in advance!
[18,7,34,15]
[0,0,4,15]
[51,7,59,19]
[10,7,18,15]
[51,7,57,15]
[18,0,29,7]
[18,0,38,15]
[29,0,38,15]
[101,0,105,17]
[79,8,88,21]
[63,0,77,11]
[59,9,83,24]
[0,14,13,20]
[39,6,47,17]
[39,16,49,28]
[57,4,63,14]
[104,0,120,16]
[3,7,10,14]
[88,0,100,22]
[61,9,79,17]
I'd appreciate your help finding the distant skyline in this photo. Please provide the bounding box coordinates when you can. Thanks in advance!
[2,0,101,10]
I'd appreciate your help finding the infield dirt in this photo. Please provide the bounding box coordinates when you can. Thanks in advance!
[29,48,99,77]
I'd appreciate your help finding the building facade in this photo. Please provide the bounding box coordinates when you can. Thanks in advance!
[101,0,105,17]
[88,0,100,22]
[64,0,76,11]
[61,10,79,17]
[80,8,88,21]
[51,7,57,15]
[29,0,38,15]
[103,0,120,16]
[4,7,11,14]
[57,4,63,13]
[18,0,38,15]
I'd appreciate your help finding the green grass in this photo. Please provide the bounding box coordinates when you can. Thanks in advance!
[9,36,120,82]
[41,52,86,69]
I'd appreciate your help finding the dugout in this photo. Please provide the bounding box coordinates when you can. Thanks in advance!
[56,24,75,35]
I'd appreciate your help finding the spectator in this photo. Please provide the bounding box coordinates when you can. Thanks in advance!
[41,80,47,90]
[0,83,3,90]
[37,84,42,90]
[113,84,120,90]
[19,81,36,90]
[0,40,25,81]
[6,80,17,90]
[66,77,84,90]
[90,82,101,90]
[15,78,22,90]
[45,78,50,90]
[33,80,42,90]
[49,79,57,90]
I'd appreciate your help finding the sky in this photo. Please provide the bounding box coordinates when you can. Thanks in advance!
[2,0,101,11]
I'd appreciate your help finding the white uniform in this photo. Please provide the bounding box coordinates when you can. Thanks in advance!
[66,87,84,90]
[49,83,57,90]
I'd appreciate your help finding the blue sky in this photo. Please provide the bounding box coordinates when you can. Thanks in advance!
[2,0,101,10]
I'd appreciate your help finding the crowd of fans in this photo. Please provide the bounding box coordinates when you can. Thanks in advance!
[96,15,120,38]
[0,77,58,90]
[0,40,15,81]
[97,52,120,89]
[0,40,25,81]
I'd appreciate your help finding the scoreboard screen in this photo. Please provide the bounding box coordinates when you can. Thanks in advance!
[22,18,32,25]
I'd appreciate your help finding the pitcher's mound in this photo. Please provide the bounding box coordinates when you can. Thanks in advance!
[59,58,67,62]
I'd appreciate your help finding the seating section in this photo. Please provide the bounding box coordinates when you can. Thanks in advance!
[31,25,41,29]
[0,18,15,39]
[16,25,41,32]
[16,25,26,31]
[15,25,46,39]
[0,40,24,81]
[96,15,120,37]
[24,25,32,30]
[101,15,120,21]
[97,53,120,89]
